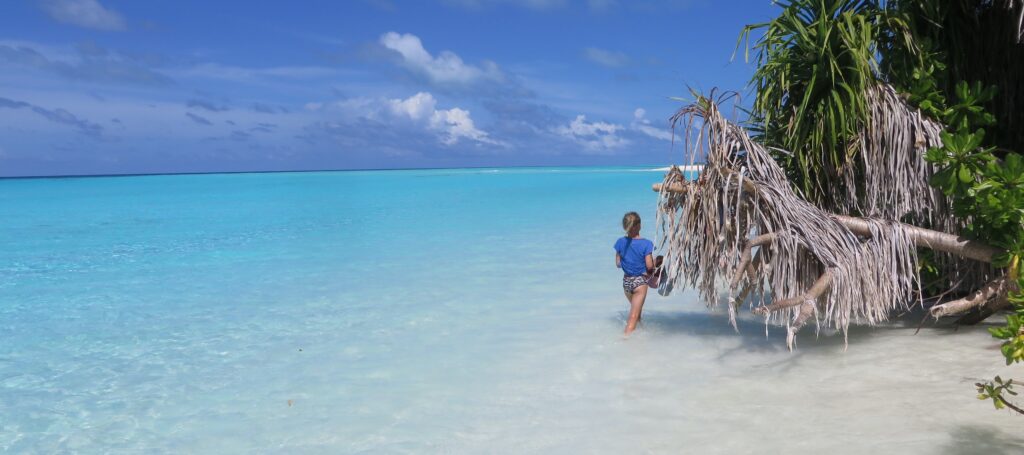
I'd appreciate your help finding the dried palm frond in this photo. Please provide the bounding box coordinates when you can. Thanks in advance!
[655,92,922,348]
[654,92,1011,347]
[861,84,998,295]
[858,84,945,224]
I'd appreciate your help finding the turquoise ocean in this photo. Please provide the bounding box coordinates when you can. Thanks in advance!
[1,167,1021,453]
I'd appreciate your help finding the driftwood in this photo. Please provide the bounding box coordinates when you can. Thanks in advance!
[652,90,1012,349]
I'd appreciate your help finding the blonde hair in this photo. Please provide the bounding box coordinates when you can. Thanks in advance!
[622,212,641,237]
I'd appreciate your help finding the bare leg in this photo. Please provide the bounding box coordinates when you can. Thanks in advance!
[623,289,640,322]
[623,289,637,325]
[624,285,649,335]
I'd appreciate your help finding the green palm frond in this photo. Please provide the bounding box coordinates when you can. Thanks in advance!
[739,0,887,207]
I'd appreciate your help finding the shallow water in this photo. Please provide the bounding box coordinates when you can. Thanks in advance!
[0,167,1020,453]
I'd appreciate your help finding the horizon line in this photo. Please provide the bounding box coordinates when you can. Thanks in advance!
[0,163,704,181]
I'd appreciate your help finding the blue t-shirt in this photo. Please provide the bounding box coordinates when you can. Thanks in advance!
[614,236,654,277]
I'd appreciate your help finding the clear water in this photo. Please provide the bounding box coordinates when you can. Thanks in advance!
[1,167,1020,454]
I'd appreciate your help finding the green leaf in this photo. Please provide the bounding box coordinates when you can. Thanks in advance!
[958,165,973,183]
[925,147,946,163]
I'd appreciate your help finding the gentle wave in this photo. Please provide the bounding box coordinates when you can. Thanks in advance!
[651,164,704,172]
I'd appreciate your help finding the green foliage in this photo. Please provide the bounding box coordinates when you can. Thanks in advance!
[989,301,1024,364]
[923,81,1024,251]
[946,81,997,132]
[738,0,892,203]
[980,254,1024,412]
[882,0,1024,158]
[976,376,1019,411]
[920,79,1024,414]
[925,130,994,197]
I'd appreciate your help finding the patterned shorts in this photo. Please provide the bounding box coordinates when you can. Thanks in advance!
[623,275,648,293]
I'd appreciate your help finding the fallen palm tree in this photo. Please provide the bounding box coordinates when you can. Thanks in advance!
[671,0,1024,413]
[651,91,1012,349]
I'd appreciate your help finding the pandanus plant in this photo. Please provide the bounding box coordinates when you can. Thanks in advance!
[654,0,1024,413]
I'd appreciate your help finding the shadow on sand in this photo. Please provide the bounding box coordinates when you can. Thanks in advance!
[612,298,991,360]
[941,425,1024,454]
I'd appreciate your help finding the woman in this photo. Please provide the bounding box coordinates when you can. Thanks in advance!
[614,211,656,335]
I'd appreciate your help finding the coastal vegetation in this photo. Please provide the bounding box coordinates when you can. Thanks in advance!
[654,0,1024,413]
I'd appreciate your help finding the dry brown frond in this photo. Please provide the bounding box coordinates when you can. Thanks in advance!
[654,89,1011,347]
[655,91,923,347]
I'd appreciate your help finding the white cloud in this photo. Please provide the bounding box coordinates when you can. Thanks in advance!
[555,114,628,153]
[387,92,437,121]
[385,92,499,145]
[583,47,630,68]
[432,107,491,145]
[632,108,673,141]
[379,32,504,85]
[40,0,126,31]
[306,93,503,146]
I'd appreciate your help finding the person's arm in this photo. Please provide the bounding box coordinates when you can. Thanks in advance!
[647,241,655,274]
[616,253,622,268]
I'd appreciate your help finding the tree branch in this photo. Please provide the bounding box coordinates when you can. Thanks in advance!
[998,396,1024,415]
[730,233,775,290]
[653,180,1003,263]
[833,215,1001,263]
[787,302,817,351]
[930,277,1012,318]
[653,166,1012,328]
[753,269,835,316]
[955,298,1014,325]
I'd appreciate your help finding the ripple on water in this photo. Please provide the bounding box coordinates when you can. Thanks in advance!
[0,169,1020,453]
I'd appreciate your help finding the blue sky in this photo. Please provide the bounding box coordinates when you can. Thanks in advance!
[0,0,777,177]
